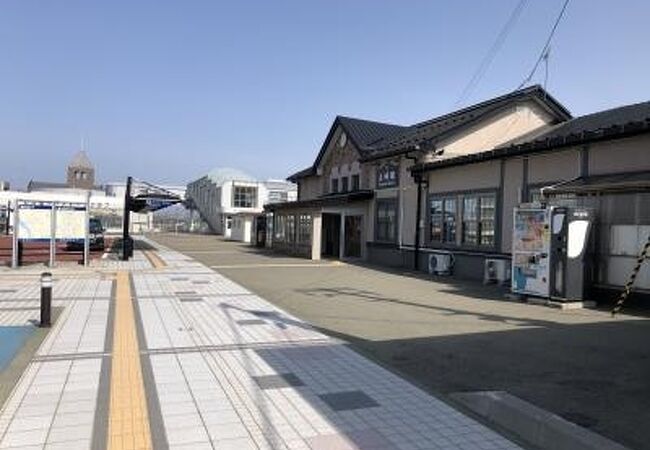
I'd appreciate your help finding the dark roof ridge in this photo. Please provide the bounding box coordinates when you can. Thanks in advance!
[415,85,570,129]
[410,99,650,174]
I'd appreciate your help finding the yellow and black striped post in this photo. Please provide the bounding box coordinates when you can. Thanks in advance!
[612,234,650,316]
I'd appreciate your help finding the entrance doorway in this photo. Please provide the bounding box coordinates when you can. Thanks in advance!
[322,213,341,258]
[344,215,362,258]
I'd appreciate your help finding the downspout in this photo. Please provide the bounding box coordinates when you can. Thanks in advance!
[405,151,421,271]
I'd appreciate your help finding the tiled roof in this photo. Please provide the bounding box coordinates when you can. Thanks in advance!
[291,86,571,181]
[336,116,408,151]
[362,85,571,161]
[527,100,650,142]
[411,100,650,174]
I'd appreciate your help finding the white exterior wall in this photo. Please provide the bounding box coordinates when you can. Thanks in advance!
[187,175,296,243]
[435,101,554,158]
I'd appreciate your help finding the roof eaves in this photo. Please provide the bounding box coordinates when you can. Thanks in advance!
[410,118,650,174]
[363,86,571,162]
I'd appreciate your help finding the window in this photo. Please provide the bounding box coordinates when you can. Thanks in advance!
[430,199,443,242]
[274,215,285,242]
[341,177,349,192]
[375,199,398,242]
[429,197,457,243]
[298,214,312,244]
[351,174,360,191]
[462,197,478,245]
[286,215,296,243]
[462,193,497,247]
[331,178,339,194]
[479,195,496,246]
[233,186,257,208]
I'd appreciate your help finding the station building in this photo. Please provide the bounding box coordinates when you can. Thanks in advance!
[186,168,296,243]
[266,86,650,293]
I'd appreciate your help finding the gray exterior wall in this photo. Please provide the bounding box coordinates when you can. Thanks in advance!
[588,134,650,174]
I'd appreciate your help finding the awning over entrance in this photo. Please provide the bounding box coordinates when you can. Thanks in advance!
[543,171,650,196]
[265,190,374,211]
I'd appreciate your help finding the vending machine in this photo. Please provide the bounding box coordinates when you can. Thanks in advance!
[512,207,552,297]
[512,206,594,300]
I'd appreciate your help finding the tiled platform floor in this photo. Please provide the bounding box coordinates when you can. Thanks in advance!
[0,241,520,449]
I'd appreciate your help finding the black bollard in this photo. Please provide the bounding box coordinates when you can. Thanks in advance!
[40,272,52,328]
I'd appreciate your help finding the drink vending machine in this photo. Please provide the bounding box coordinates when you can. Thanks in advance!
[512,206,594,301]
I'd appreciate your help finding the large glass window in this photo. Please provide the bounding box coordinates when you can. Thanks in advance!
[430,197,457,243]
[286,215,296,243]
[461,193,497,247]
[298,214,312,244]
[430,199,443,242]
[274,215,285,242]
[479,194,496,246]
[375,199,398,242]
[462,197,479,245]
[443,198,457,242]
[233,186,257,208]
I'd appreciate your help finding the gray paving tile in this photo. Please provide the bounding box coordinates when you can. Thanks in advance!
[318,390,380,412]
[179,297,204,303]
[253,373,305,390]
[236,319,266,326]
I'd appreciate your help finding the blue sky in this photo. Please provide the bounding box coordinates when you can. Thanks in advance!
[1,0,648,188]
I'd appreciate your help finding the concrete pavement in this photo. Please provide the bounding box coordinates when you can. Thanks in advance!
[0,239,522,449]
[149,233,649,450]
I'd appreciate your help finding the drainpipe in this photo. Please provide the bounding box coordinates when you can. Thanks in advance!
[413,173,423,271]
[405,151,421,271]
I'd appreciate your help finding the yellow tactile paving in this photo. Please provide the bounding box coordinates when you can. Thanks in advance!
[143,250,166,269]
[108,271,153,450]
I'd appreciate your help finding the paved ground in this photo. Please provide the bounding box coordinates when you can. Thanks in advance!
[0,240,522,449]
[150,232,650,450]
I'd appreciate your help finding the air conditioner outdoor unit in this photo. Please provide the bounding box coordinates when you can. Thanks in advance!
[484,258,511,285]
[428,252,453,276]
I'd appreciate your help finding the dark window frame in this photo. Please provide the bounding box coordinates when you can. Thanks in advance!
[331,178,339,194]
[426,188,499,251]
[285,214,296,244]
[351,174,360,191]
[232,185,257,208]
[298,213,312,244]
[429,196,457,244]
[375,198,399,243]
[341,176,349,192]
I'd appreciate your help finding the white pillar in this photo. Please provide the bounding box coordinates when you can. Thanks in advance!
[311,212,321,261]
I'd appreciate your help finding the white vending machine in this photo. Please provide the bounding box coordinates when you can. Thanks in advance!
[511,207,552,297]
[512,206,594,300]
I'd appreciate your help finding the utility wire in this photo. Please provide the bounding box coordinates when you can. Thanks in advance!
[516,0,570,90]
[454,0,529,107]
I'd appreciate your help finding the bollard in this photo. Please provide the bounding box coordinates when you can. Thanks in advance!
[40,272,52,328]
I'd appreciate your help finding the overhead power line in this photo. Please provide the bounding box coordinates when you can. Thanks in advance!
[454,0,529,108]
[516,0,571,90]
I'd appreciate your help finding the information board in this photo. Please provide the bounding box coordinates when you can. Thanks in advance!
[17,208,52,240]
[55,209,86,239]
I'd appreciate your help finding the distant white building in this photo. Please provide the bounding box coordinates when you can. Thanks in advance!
[186,168,296,243]
[2,151,186,234]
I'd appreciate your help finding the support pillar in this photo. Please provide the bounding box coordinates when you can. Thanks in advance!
[311,212,321,261]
